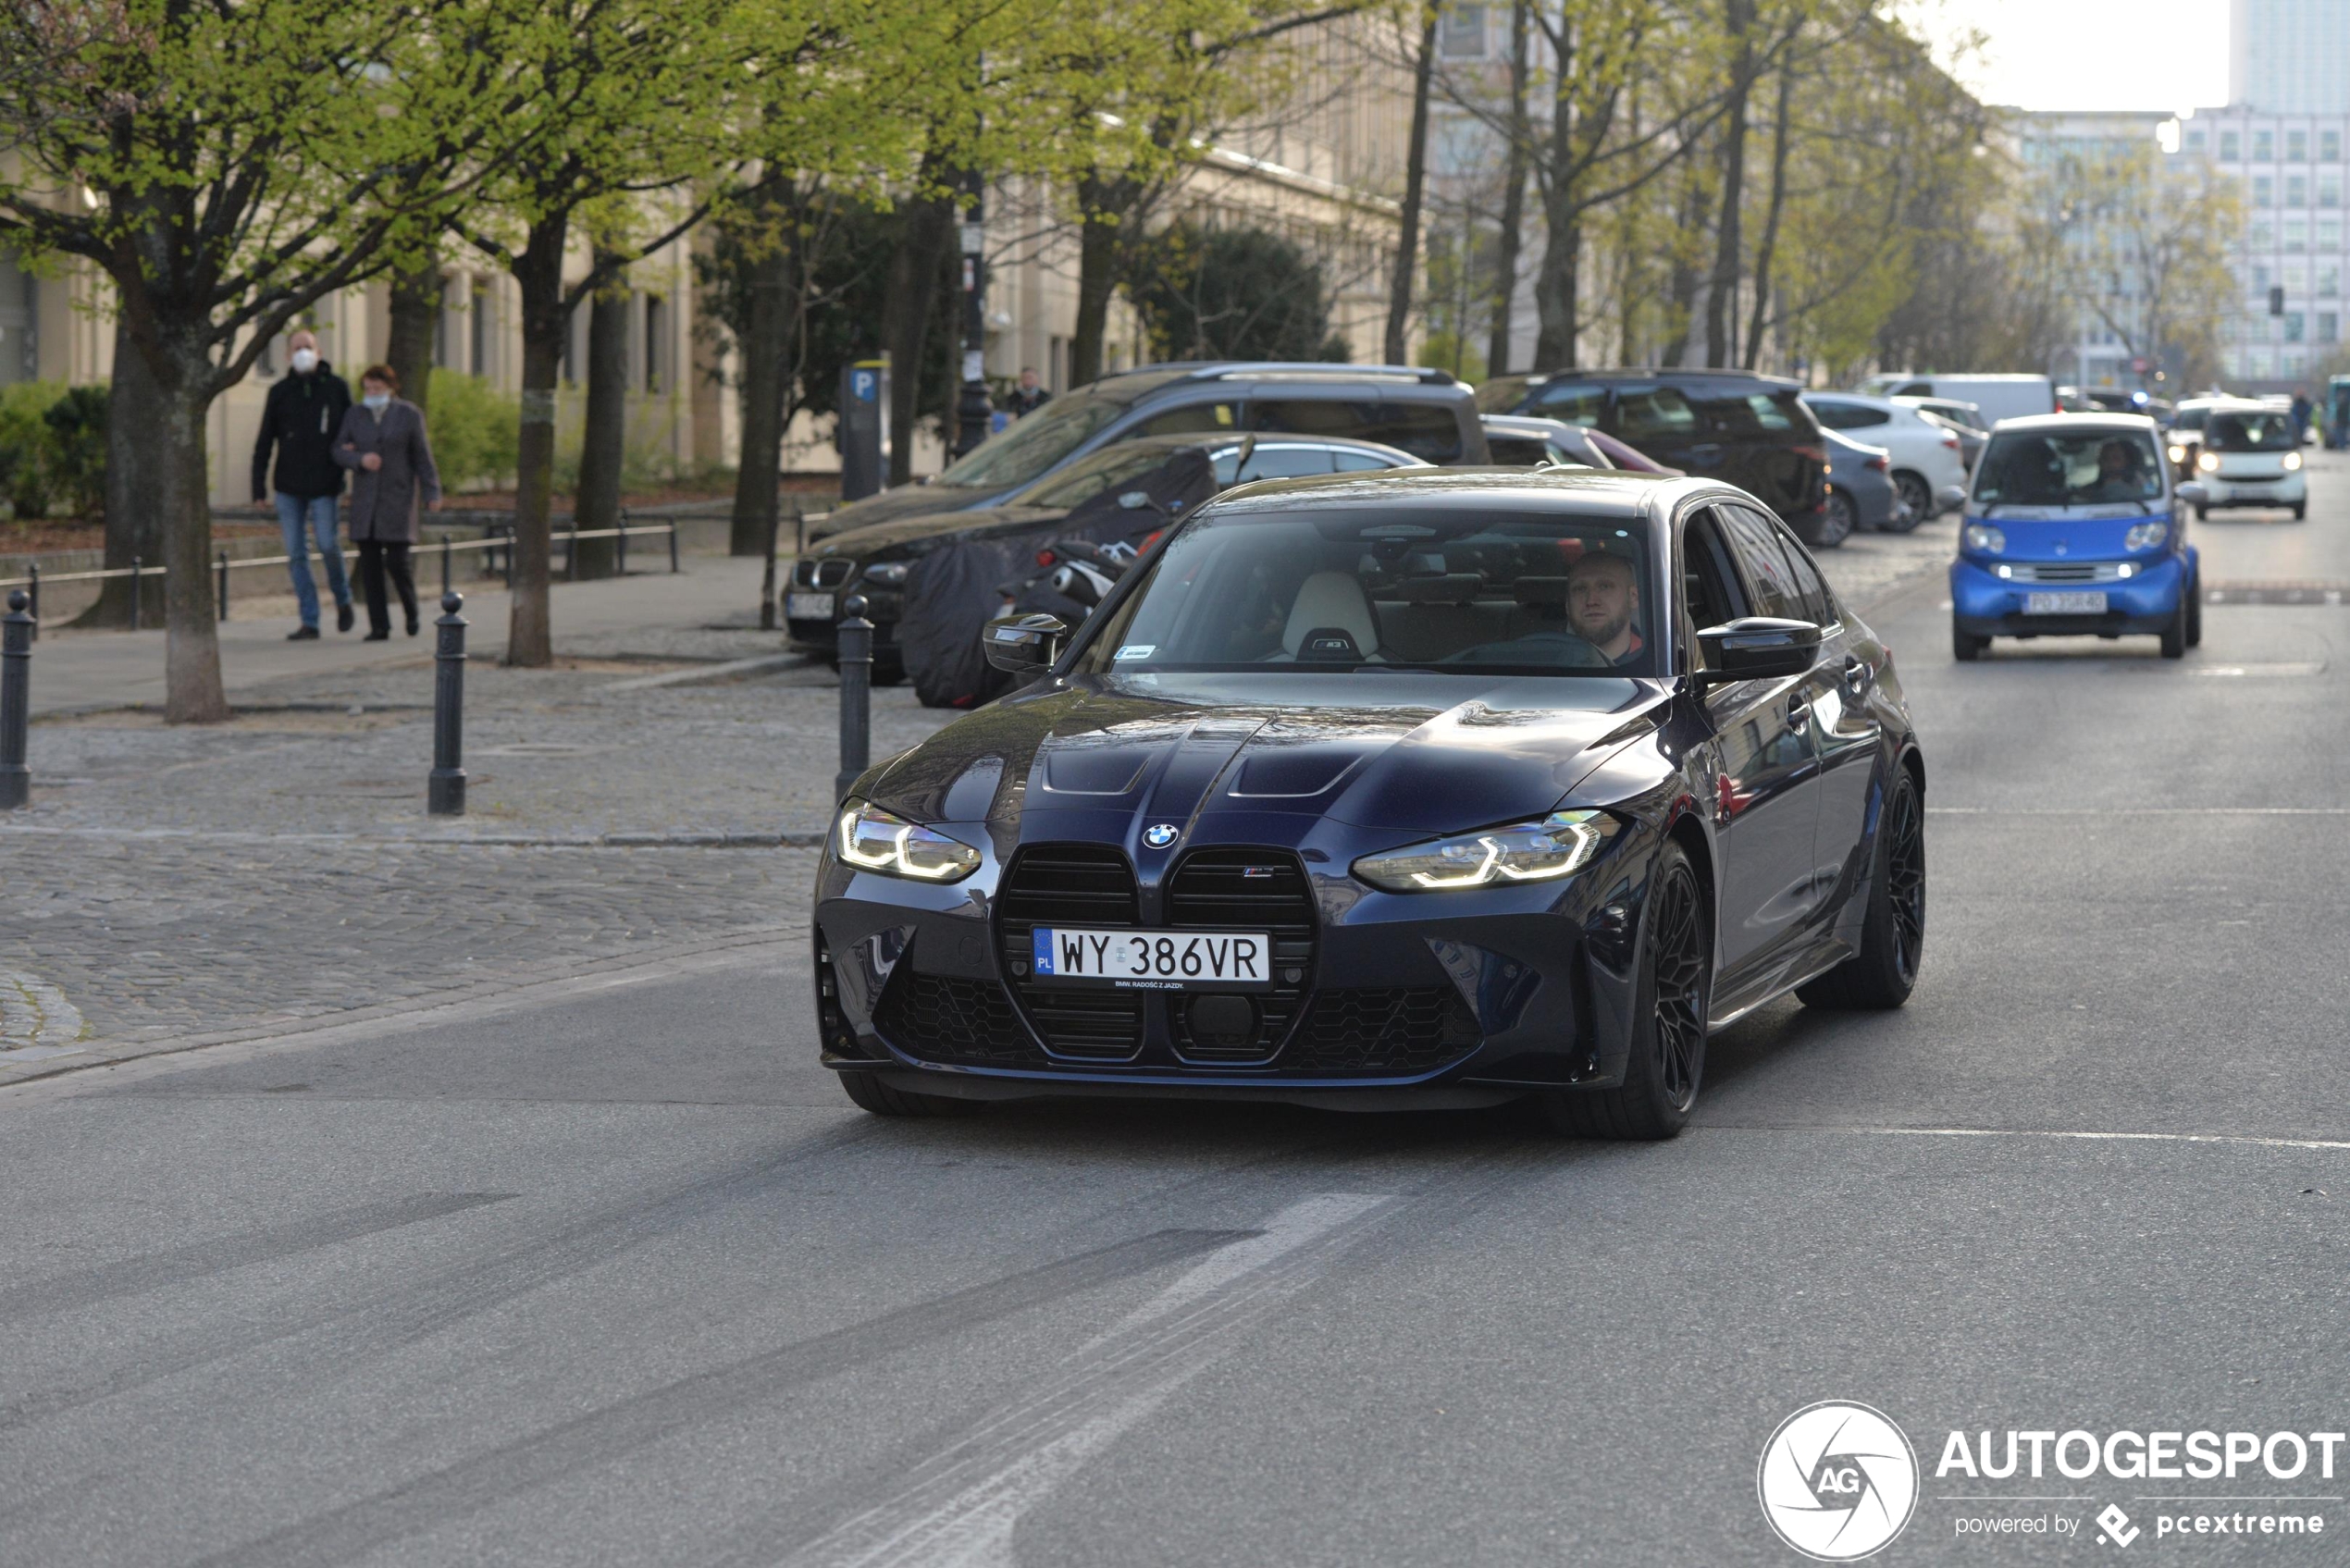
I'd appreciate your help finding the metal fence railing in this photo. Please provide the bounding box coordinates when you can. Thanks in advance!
[0,520,679,636]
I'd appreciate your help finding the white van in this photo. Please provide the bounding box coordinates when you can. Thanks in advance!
[1860,374,2057,427]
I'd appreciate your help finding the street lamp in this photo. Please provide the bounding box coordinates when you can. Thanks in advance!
[955,174,991,459]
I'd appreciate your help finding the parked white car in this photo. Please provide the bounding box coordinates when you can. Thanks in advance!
[1802,392,1970,520]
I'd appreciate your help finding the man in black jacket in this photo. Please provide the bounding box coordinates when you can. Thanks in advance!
[251,329,355,638]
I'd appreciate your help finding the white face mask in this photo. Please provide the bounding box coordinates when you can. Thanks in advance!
[291,347,318,373]
[363,392,390,412]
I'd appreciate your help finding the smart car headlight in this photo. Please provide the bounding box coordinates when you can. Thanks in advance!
[2284,451,2303,472]
[1353,810,1615,893]
[1962,523,2006,555]
[2123,520,2169,550]
[835,801,982,882]
[2196,450,2220,473]
[2168,443,2186,464]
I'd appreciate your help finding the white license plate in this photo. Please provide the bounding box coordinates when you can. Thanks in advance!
[2023,591,2108,615]
[785,592,835,621]
[1032,928,1270,988]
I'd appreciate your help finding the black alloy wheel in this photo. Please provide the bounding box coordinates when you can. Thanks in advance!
[1540,841,1709,1140]
[2186,570,2203,648]
[1800,769,1925,1009]
[2159,589,2188,659]
[1893,471,1933,525]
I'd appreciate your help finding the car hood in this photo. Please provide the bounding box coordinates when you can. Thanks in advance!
[1969,504,2171,560]
[863,673,1670,850]
[809,483,1002,539]
[813,506,1066,562]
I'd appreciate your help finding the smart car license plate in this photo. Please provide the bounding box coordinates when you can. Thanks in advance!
[785,592,835,621]
[1033,929,1270,988]
[2023,591,2107,615]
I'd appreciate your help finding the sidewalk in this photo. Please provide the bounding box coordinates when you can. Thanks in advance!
[23,554,778,717]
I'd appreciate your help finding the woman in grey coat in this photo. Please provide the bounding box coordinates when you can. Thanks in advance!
[333,364,443,638]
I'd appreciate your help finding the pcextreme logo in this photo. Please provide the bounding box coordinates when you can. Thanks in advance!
[1758,1401,1922,1561]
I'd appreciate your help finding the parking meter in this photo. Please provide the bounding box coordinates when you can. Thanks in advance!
[839,357,890,501]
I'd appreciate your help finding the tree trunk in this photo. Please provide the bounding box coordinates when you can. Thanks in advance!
[881,193,953,487]
[1662,161,1710,366]
[1742,68,1795,372]
[1070,174,1132,388]
[728,188,798,557]
[1486,0,1532,378]
[156,343,228,723]
[1532,216,1580,371]
[573,251,629,580]
[388,257,439,424]
[1702,2,1755,369]
[505,213,569,667]
[1385,2,1441,366]
[75,317,168,629]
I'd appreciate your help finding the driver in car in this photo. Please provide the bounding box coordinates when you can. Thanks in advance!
[2089,438,2149,502]
[1565,549,1643,667]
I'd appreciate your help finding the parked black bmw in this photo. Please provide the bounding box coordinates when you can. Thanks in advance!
[814,469,1924,1138]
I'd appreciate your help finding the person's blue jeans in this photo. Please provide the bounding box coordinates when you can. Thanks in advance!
[275,492,350,628]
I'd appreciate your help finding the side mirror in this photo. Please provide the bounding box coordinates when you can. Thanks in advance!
[2175,481,2208,507]
[1693,618,1823,689]
[1117,490,1155,511]
[1935,484,1968,513]
[983,611,1070,676]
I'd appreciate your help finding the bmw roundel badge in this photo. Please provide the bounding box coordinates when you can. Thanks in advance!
[1143,823,1179,849]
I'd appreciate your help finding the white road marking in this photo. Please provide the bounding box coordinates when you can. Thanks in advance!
[0,972,86,1060]
[1926,806,2350,815]
[1708,1125,2350,1154]
[778,1192,1395,1568]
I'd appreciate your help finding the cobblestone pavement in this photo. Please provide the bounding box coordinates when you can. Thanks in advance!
[0,515,1954,1076]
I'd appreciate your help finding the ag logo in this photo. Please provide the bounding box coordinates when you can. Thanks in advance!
[1757,1401,1919,1561]
[1143,823,1179,848]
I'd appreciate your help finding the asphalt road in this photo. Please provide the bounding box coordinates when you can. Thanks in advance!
[6,461,2349,1566]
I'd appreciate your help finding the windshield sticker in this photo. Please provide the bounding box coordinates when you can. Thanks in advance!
[1114,645,1156,661]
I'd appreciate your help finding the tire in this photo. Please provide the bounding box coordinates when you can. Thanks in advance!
[1799,768,1924,1010]
[1893,471,1934,524]
[2195,506,2209,523]
[2159,590,2187,659]
[1812,491,1857,548]
[2185,571,2203,648]
[2292,502,2307,521]
[1880,501,1924,535]
[1539,841,1708,1140]
[1952,624,1987,661]
[837,1068,974,1117]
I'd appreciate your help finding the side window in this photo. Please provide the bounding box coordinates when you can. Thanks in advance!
[1681,509,1748,669]
[1138,401,1238,437]
[1235,444,1339,481]
[1244,399,1379,438]
[1485,435,1547,465]
[1614,384,1699,441]
[1713,504,1802,621]
[1689,383,1791,438]
[1769,521,1837,626]
[1808,401,1882,431]
[1360,401,1464,461]
[1534,381,1605,425]
[1330,447,1406,472]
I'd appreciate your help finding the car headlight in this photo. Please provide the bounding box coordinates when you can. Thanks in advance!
[860,561,909,585]
[2123,520,2169,550]
[1353,810,1614,893]
[2283,451,2303,472]
[2196,450,2220,473]
[1962,522,2006,554]
[835,801,982,882]
[2168,444,2186,464]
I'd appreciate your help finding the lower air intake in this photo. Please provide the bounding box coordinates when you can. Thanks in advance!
[1282,987,1481,1075]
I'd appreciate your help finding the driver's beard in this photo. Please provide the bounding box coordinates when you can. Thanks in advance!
[1573,608,1630,649]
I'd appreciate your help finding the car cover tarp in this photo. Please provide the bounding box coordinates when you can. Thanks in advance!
[898,448,1218,709]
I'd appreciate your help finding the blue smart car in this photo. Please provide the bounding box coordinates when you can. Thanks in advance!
[1949,414,2205,661]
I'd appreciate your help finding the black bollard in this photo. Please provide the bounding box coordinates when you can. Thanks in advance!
[760,504,780,631]
[835,594,872,802]
[428,591,467,816]
[1,589,31,809]
[617,511,629,575]
[440,533,452,597]
[667,522,679,574]
[216,550,229,622]
[130,555,142,632]
[565,520,578,582]
[24,562,36,642]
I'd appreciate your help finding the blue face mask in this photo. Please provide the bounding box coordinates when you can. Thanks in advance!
[363,392,390,412]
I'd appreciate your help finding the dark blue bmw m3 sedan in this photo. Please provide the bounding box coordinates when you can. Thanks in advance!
[813,469,1926,1138]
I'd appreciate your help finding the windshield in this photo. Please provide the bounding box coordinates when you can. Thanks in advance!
[1072,506,1660,677]
[933,391,1129,491]
[1016,442,1180,508]
[1972,428,2166,510]
[2171,405,2209,432]
[1473,376,1535,414]
[2208,411,2296,451]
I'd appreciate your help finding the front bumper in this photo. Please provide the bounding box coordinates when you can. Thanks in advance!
[2196,470,2306,507]
[1949,550,2192,637]
[811,822,1664,1105]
